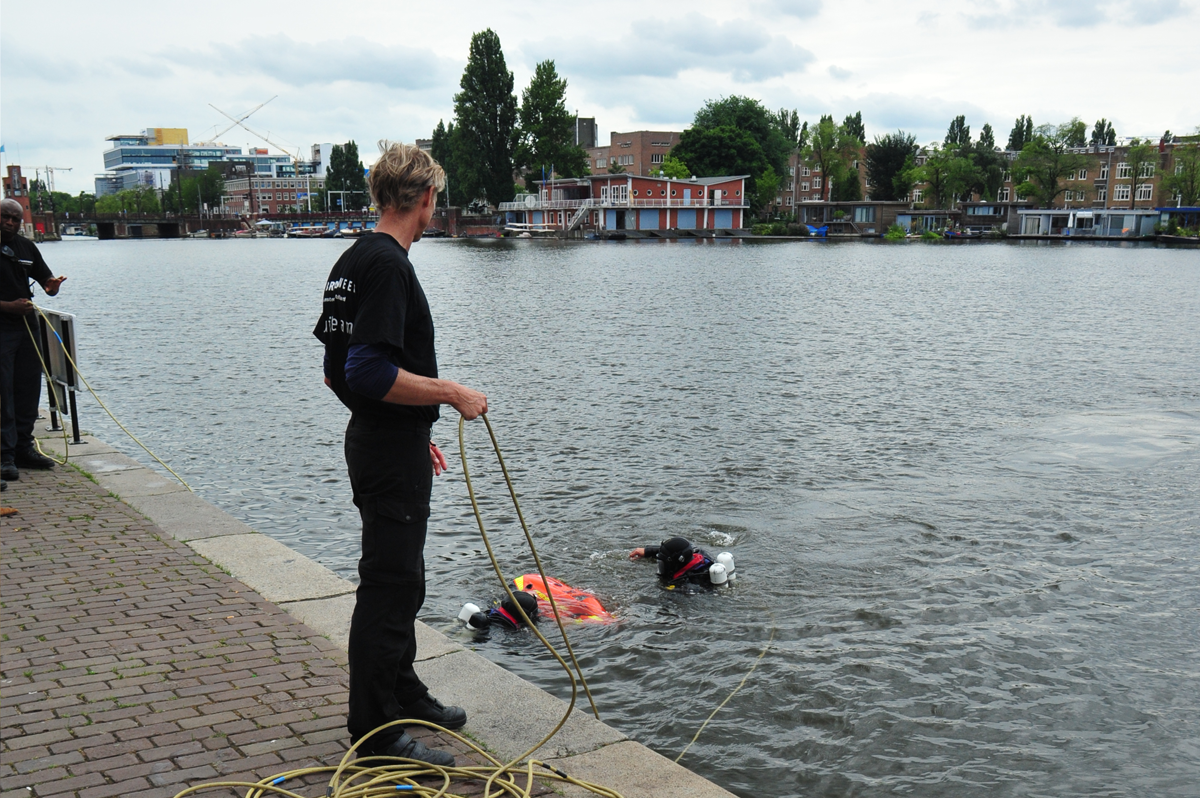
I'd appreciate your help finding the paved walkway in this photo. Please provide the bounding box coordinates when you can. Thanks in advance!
[0,463,547,798]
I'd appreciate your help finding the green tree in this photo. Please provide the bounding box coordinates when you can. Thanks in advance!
[775,108,801,148]
[945,115,971,149]
[430,119,466,207]
[829,159,862,202]
[690,96,792,177]
[1011,123,1092,207]
[515,59,589,190]
[1091,118,1117,146]
[1007,115,1034,151]
[659,155,690,179]
[866,131,918,201]
[978,123,996,151]
[971,144,1006,202]
[452,28,519,206]
[673,95,793,212]
[758,165,782,207]
[842,111,865,144]
[1162,143,1200,205]
[1062,117,1087,148]
[672,125,770,208]
[801,115,861,203]
[97,187,162,215]
[914,148,978,208]
[606,160,626,174]
[324,142,367,212]
[1121,141,1158,208]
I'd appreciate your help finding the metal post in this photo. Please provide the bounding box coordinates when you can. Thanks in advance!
[60,318,83,445]
[38,316,62,432]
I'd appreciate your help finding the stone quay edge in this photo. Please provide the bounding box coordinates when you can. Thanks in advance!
[10,427,738,798]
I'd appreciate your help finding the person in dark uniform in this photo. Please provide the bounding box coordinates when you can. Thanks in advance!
[629,537,718,585]
[1,198,65,485]
[314,143,487,766]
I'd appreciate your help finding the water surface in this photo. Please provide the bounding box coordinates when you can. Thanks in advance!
[40,237,1200,797]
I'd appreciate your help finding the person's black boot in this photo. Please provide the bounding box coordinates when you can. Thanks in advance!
[401,694,467,730]
[14,449,54,470]
[360,730,455,767]
[1,464,18,481]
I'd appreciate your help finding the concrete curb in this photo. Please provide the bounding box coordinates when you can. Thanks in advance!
[39,428,738,798]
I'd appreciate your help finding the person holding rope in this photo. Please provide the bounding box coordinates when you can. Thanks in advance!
[314,143,487,767]
[1,197,65,486]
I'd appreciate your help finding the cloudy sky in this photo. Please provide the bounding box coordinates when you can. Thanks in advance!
[2,0,1195,195]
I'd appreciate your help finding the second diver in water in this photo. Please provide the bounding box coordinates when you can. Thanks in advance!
[630,536,735,587]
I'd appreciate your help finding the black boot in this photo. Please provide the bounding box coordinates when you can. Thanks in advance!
[359,730,455,767]
[401,694,467,730]
[15,449,54,470]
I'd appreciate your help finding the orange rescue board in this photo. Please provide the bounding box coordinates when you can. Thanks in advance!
[512,574,614,624]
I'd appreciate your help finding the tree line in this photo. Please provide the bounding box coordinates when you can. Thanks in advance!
[436,28,1199,215]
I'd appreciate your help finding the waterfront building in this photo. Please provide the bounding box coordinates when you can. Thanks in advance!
[222,174,326,216]
[586,130,682,176]
[1016,207,1162,236]
[499,173,748,233]
[574,117,598,149]
[94,128,314,196]
[3,165,34,235]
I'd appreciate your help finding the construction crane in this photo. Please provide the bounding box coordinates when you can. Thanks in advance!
[199,96,277,145]
[209,102,314,212]
[34,166,73,216]
[39,166,72,194]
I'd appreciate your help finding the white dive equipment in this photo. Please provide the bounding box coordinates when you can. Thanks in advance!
[716,552,736,581]
[458,602,490,630]
[708,563,728,585]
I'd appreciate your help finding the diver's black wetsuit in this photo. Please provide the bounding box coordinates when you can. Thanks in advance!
[643,543,717,585]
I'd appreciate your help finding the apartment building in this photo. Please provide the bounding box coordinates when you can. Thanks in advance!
[587,130,682,176]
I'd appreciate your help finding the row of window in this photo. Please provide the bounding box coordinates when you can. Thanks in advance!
[253,180,323,189]
[1065,184,1155,201]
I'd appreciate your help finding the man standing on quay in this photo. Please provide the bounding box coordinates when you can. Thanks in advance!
[314,143,486,765]
[1,197,65,487]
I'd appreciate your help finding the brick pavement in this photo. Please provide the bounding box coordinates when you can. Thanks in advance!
[1,463,553,798]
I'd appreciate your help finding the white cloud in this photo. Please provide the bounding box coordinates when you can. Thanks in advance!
[755,0,823,19]
[2,0,1195,195]
[966,0,1188,28]
[159,35,459,91]
[534,14,814,84]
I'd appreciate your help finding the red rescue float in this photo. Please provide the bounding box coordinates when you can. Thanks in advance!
[512,574,614,624]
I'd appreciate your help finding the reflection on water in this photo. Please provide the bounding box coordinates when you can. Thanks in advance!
[43,238,1200,797]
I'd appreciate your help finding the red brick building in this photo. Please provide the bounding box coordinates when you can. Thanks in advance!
[223,174,327,216]
[587,131,682,176]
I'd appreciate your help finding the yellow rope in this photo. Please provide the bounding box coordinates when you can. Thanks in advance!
[171,414,621,798]
[25,304,193,491]
[675,624,776,763]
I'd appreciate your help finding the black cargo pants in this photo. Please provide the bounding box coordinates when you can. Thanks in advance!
[0,322,44,465]
[344,414,433,746]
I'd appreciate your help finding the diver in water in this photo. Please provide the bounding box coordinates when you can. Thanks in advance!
[459,590,539,631]
[629,537,733,586]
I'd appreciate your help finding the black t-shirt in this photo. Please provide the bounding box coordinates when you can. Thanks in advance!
[1,235,52,329]
[313,233,439,427]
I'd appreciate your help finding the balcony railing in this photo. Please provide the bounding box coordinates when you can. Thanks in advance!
[497,196,747,212]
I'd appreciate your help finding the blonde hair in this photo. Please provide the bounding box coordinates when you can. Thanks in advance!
[368,141,446,212]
